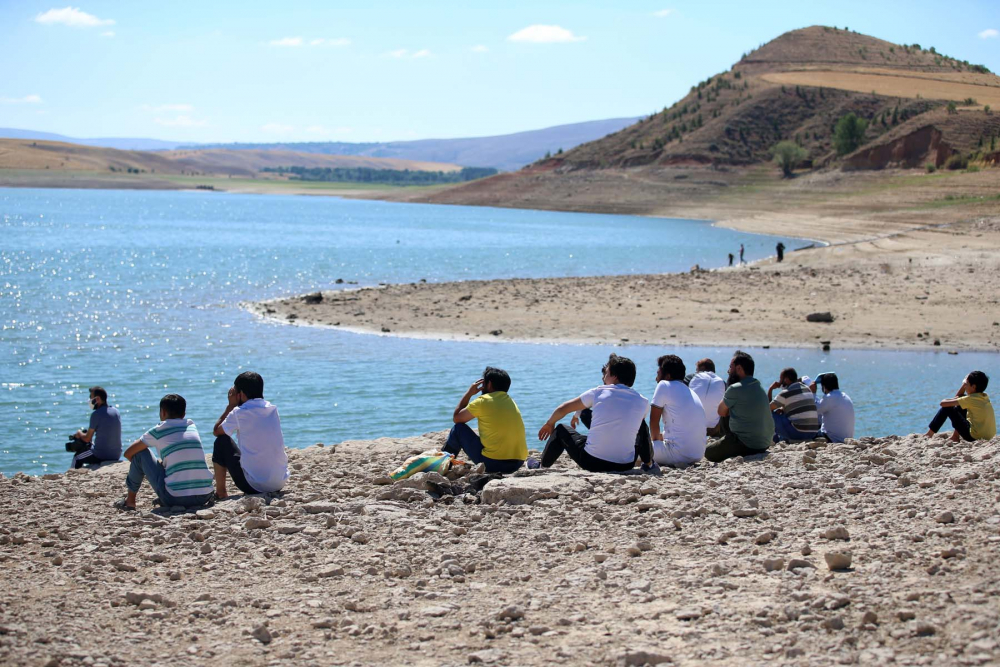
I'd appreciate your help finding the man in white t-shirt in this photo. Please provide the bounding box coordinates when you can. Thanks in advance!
[212,372,289,498]
[688,358,727,437]
[650,355,707,467]
[538,354,651,472]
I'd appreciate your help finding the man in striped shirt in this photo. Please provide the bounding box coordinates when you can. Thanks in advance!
[115,394,214,511]
[768,367,821,442]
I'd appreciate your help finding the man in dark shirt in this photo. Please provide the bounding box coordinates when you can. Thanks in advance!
[705,351,774,462]
[67,386,122,468]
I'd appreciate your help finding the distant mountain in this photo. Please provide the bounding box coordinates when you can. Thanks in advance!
[0,128,194,151]
[181,117,643,171]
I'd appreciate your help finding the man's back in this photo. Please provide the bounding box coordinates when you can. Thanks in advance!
[689,371,726,427]
[466,391,527,461]
[723,378,773,450]
[221,398,289,492]
[652,380,706,459]
[580,384,648,464]
[90,405,122,460]
[142,418,214,497]
[774,381,820,432]
[817,390,855,443]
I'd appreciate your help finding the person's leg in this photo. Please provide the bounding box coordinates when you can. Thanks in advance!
[773,412,817,442]
[542,424,586,468]
[704,416,756,462]
[481,458,524,474]
[706,423,723,438]
[212,435,259,497]
[945,407,974,442]
[73,448,101,469]
[573,448,635,473]
[443,423,486,464]
[634,419,653,466]
[124,449,169,508]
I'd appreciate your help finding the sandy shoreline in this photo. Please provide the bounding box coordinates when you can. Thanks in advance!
[2,431,998,666]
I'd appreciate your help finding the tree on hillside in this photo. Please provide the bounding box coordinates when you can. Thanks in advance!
[833,113,869,155]
[772,141,808,178]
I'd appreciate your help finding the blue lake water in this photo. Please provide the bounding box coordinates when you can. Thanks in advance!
[1,187,993,476]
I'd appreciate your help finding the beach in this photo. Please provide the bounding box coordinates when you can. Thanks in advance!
[2,431,998,666]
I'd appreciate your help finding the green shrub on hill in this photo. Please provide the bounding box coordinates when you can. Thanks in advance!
[833,113,869,155]
[944,153,968,170]
[772,141,808,177]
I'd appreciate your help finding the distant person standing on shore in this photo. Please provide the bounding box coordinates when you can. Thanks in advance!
[728,253,734,267]
[776,242,786,262]
[924,371,995,442]
[67,386,122,469]
[538,354,652,472]
[739,244,746,264]
[212,372,289,498]
[445,366,527,474]
[705,351,774,462]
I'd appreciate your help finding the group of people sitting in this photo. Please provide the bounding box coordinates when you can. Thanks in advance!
[70,356,993,511]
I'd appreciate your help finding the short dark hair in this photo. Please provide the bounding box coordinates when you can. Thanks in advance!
[819,373,839,392]
[968,370,989,393]
[657,354,686,382]
[780,367,798,383]
[234,371,264,400]
[160,394,186,419]
[89,386,107,402]
[696,358,715,373]
[483,366,511,393]
[604,353,637,387]
[732,350,755,377]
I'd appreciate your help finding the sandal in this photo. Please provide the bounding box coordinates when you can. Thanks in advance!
[113,497,136,512]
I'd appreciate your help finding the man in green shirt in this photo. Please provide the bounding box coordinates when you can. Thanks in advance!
[705,350,775,462]
[445,366,527,474]
[925,370,995,442]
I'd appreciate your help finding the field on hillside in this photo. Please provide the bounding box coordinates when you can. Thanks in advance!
[762,70,1000,107]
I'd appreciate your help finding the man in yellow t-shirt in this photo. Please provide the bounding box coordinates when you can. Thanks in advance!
[445,367,527,473]
[925,370,996,442]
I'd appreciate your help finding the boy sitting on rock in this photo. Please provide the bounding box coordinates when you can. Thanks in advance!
[925,370,995,442]
[115,394,214,511]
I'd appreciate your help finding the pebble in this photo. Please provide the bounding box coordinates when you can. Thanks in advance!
[763,558,785,572]
[822,526,850,540]
[755,531,774,545]
[194,510,215,520]
[244,517,272,530]
[824,551,853,570]
[935,511,955,524]
[251,624,272,644]
[787,559,815,571]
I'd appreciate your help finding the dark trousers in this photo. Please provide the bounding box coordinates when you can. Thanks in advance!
[929,406,973,442]
[212,435,262,495]
[541,409,651,472]
[68,436,113,469]
[443,423,524,474]
[704,416,767,462]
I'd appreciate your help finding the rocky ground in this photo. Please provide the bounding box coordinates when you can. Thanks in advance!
[1,431,999,666]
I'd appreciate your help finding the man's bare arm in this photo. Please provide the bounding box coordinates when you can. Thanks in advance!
[538,398,587,441]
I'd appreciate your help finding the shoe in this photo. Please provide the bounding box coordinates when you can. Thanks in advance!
[641,462,661,475]
[113,497,136,512]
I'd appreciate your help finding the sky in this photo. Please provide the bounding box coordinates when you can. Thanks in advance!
[1,1,998,143]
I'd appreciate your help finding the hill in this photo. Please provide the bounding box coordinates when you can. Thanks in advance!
[422,26,999,211]
[0,139,462,177]
[0,127,193,151]
[183,117,642,171]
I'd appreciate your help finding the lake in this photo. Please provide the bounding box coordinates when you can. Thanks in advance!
[0,188,990,476]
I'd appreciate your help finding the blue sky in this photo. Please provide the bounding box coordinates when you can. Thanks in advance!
[1,1,998,142]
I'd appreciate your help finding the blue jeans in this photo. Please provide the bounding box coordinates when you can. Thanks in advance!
[772,412,819,443]
[126,449,212,507]
[444,423,524,474]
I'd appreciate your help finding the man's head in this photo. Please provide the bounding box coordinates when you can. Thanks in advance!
[818,373,839,393]
[603,354,637,387]
[657,354,686,383]
[89,386,107,409]
[967,370,989,394]
[728,350,755,384]
[779,367,798,387]
[159,394,186,420]
[696,358,715,373]
[482,366,511,393]
[234,371,264,404]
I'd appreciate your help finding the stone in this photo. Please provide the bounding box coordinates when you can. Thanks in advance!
[194,509,215,520]
[422,606,451,618]
[676,608,701,620]
[861,611,878,626]
[755,531,774,544]
[496,605,524,621]
[824,551,853,570]
[915,623,937,637]
[822,526,850,541]
[302,502,339,514]
[277,525,305,534]
[787,559,815,571]
[619,650,672,666]
[935,511,955,524]
[822,616,845,631]
[468,649,503,664]
[806,312,835,323]
[763,558,785,572]
[244,517,272,530]
[251,624,272,644]
[481,474,592,506]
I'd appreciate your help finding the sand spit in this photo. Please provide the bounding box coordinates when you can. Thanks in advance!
[252,217,1000,351]
[1,432,998,666]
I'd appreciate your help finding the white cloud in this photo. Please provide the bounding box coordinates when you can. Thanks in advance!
[140,103,194,112]
[979,28,999,39]
[385,48,409,58]
[260,122,294,134]
[507,25,586,43]
[412,49,431,58]
[270,36,304,47]
[305,125,353,136]
[384,48,431,59]
[35,6,114,28]
[0,94,43,104]
[154,115,207,128]
[652,9,675,18]
[101,30,114,37]
[471,44,489,53]
[310,38,351,47]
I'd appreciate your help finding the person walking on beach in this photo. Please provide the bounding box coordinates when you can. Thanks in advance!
[739,244,746,265]
[769,367,820,442]
[924,371,995,442]
[538,354,652,472]
[776,242,786,262]
[67,386,122,469]
[705,351,774,462]
[689,358,727,437]
[650,355,706,467]
[809,373,855,443]
[445,367,527,474]
[212,372,289,498]
[728,253,734,267]
[115,394,213,511]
